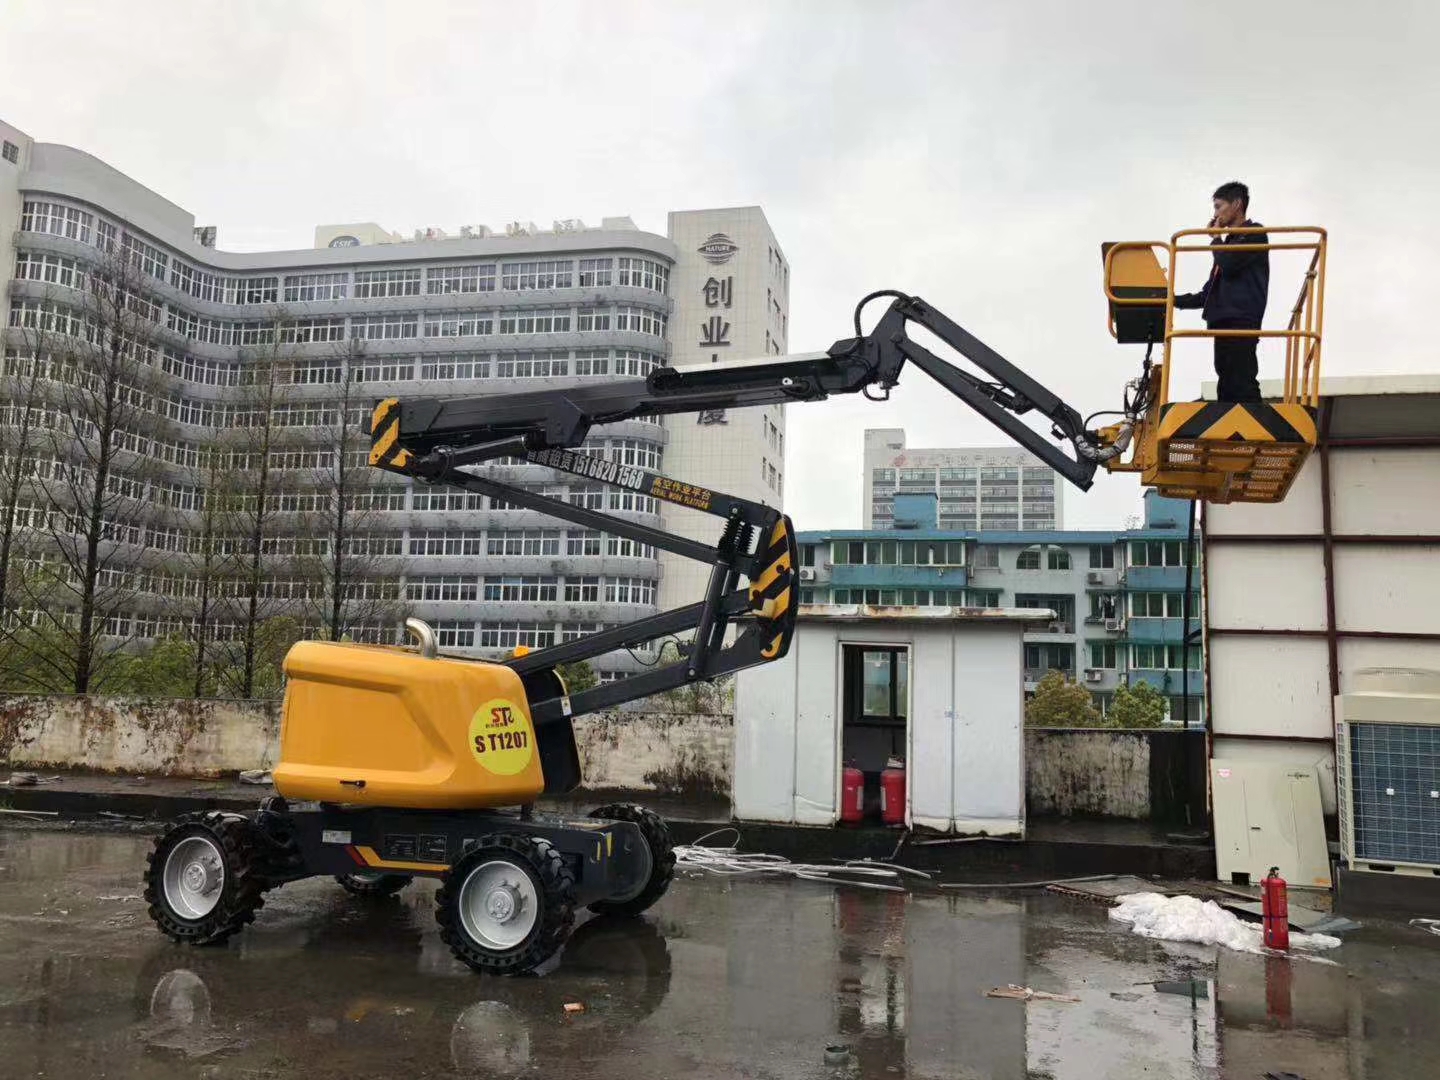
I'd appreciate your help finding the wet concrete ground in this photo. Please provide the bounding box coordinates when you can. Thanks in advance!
[2,825,1438,1080]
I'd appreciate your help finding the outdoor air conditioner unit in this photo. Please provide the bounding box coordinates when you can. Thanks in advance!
[1087,571,1103,585]
[1337,668,1440,876]
[1104,617,1124,632]
[1047,621,1064,634]
[798,568,816,582]
[1084,669,1103,683]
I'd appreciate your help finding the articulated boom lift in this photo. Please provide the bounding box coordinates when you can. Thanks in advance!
[143,230,1326,976]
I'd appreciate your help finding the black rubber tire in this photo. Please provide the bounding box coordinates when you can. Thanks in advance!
[143,812,266,947]
[586,804,676,917]
[334,872,413,898]
[435,834,575,976]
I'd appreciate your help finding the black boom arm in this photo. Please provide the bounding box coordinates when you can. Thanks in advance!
[368,292,1100,720]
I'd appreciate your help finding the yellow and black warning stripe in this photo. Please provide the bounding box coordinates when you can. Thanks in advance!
[749,517,798,659]
[1156,401,1317,446]
[368,398,413,471]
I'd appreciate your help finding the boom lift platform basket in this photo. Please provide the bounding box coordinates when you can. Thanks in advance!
[1102,226,1327,504]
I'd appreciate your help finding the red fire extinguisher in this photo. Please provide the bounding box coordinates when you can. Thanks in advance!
[840,766,865,825]
[880,758,906,827]
[1262,866,1290,951]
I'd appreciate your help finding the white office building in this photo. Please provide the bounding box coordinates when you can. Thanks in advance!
[0,118,783,676]
[862,429,1063,531]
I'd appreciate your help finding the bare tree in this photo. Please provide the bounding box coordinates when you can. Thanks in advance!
[0,315,56,619]
[217,318,295,697]
[172,445,237,697]
[300,337,401,642]
[6,245,174,692]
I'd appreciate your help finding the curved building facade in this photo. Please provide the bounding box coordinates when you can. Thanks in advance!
[0,119,791,678]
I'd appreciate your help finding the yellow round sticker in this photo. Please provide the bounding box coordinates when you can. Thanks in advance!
[468,698,535,776]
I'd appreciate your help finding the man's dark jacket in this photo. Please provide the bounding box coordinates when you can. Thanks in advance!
[1174,220,1269,328]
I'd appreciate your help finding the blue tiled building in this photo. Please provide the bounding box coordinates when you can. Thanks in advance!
[796,492,1203,723]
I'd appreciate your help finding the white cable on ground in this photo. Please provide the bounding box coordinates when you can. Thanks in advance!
[674,831,1127,894]
[674,828,908,892]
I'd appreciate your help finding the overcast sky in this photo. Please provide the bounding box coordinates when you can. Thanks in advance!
[4,0,1437,530]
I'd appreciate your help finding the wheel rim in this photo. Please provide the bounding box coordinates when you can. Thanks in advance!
[162,835,226,920]
[457,859,539,952]
[347,872,385,883]
[608,828,654,904]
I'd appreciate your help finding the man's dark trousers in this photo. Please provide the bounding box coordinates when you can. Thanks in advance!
[1212,323,1261,402]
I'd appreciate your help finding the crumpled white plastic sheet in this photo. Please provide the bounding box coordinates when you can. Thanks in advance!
[1109,892,1341,956]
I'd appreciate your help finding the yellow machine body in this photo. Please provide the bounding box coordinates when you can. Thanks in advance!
[274,641,545,810]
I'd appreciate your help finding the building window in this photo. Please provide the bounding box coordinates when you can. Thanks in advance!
[604,577,656,605]
[20,200,93,244]
[898,467,935,488]
[613,307,665,337]
[1129,592,1198,618]
[233,275,278,305]
[1016,547,1041,570]
[497,309,571,335]
[354,268,421,298]
[971,545,1000,569]
[496,350,569,378]
[800,545,816,567]
[485,530,561,556]
[576,308,612,332]
[356,358,414,383]
[1088,642,1118,669]
[1129,540,1192,567]
[843,645,908,729]
[353,314,418,340]
[1089,545,1115,569]
[478,623,556,650]
[1048,548,1070,571]
[405,575,478,602]
[426,264,496,294]
[573,348,609,376]
[419,355,487,380]
[1131,644,1200,670]
[564,576,600,603]
[1,140,18,164]
[616,257,669,293]
[578,258,613,287]
[283,271,348,302]
[500,260,574,290]
[483,576,559,603]
[424,312,494,338]
[967,590,1001,607]
[434,620,476,648]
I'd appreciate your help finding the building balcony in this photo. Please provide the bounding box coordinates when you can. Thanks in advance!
[1081,667,1122,690]
[1123,565,1195,590]
[1124,616,1199,644]
[1024,621,1076,638]
[1128,669,1205,697]
[828,564,967,589]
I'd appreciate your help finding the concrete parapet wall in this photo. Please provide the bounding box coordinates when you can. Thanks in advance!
[1,694,733,798]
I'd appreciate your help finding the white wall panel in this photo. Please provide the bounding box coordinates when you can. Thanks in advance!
[1337,638,1440,690]
[1206,543,1327,631]
[732,638,799,823]
[951,627,1026,834]
[1334,545,1440,635]
[793,625,842,825]
[1212,737,1339,816]
[908,630,956,830]
[1208,635,1331,739]
[1329,448,1440,535]
[1204,457,1322,536]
